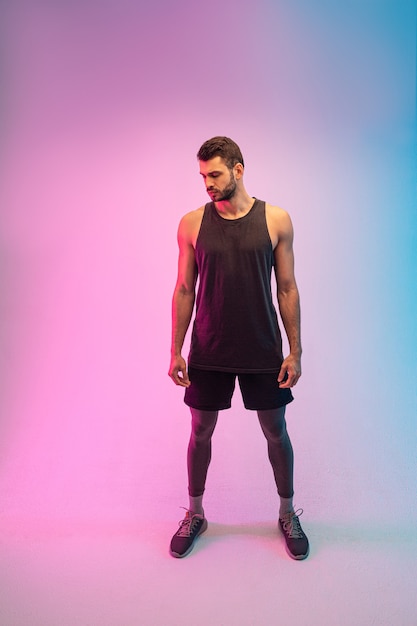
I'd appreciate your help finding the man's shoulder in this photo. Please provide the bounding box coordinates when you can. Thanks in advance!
[177,205,205,243]
[265,202,290,221]
[265,203,294,245]
[181,205,205,222]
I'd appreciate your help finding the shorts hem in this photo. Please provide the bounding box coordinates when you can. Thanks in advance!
[184,399,231,411]
[244,395,294,411]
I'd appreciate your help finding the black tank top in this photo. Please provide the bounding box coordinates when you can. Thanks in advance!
[188,199,283,373]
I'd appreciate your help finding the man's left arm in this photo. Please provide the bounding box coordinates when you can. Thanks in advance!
[273,210,302,389]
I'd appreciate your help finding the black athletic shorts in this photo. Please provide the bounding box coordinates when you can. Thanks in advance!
[184,366,294,411]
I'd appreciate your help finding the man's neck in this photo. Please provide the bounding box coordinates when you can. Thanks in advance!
[214,190,255,219]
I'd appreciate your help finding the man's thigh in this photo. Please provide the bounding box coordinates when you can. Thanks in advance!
[238,372,293,410]
[184,367,236,411]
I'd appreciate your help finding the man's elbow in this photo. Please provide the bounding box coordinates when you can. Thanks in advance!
[277,282,299,299]
[176,283,196,298]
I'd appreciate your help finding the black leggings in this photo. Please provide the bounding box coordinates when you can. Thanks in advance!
[187,407,294,499]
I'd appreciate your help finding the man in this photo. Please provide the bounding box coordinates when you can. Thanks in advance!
[168,136,309,560]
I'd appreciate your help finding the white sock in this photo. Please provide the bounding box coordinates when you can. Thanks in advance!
[279,497,294,519]
[189,495,204,516]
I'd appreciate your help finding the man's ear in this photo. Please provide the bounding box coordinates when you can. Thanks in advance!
[234,163,244,179]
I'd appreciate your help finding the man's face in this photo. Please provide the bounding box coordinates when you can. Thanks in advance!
[199,156,237,202]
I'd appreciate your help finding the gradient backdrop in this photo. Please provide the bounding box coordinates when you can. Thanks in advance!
[1,1,416,625]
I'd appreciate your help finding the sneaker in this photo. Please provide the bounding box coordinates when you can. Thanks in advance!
[278,509,309,560]
[169,510,208,558]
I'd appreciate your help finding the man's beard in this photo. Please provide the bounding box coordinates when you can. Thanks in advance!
[209,171,237,201]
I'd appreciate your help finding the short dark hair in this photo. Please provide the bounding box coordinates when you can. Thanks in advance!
[197,136,244,169]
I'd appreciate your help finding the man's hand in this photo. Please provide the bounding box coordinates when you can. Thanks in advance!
[168,355,191,387]
[278,354,301,388]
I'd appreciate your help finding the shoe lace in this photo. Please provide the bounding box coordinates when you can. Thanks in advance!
[281,508,304,539]
[176,509,200,538]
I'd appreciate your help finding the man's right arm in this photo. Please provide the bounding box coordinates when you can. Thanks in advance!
[168,214,198,387]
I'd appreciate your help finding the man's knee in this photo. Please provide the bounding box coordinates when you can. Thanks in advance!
[190,409,218,441]
[257,408,288,441]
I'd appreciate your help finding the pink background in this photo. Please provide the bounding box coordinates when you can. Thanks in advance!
[1,1,416,624]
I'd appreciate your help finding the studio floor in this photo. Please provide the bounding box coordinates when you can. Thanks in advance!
[1,502,416,626]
